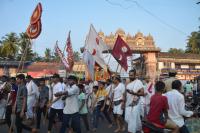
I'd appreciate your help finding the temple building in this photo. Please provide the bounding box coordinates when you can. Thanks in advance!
[98,29,200,80]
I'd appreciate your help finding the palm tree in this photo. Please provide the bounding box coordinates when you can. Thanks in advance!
[44,48,51,62]
[1,32,19,59]
[186,31,200,54]
[73,51,80,61]
[17,33,34,61]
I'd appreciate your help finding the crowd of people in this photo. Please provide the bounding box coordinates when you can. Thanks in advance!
[0,69,198,133]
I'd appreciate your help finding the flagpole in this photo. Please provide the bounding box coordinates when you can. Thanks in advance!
[120,66,123,73]
[107,53,112,66]
[115,63,119,74]
[63,31,71,55]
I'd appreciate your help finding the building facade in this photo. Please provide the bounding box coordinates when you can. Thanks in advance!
[98,29,200,80]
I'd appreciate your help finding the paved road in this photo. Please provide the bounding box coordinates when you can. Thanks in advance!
[0,118,128,133]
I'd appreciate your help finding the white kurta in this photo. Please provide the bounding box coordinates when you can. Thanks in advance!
[125,79,143,133]
[164,90,193,127]
[26,80,38,118]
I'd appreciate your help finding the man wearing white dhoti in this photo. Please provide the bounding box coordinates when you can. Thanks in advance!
[125,69,144,133]
[112,76,125,132]
[26,75,39,122]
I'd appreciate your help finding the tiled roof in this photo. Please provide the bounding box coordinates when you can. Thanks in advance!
[0,61,32,67]
[158,52,200,59]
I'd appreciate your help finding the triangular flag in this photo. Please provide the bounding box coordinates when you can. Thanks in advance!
[112,35,132,71]
[85,24,109,69]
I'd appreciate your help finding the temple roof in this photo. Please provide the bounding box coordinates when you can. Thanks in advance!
[116,28,125,35]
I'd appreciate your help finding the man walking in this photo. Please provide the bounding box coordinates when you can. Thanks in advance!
[26,75,38,123]
[55,75,81,133]
[112,76,125,132]
[14,74,37,133]
[47,74,64,133]
[125,69,144,133]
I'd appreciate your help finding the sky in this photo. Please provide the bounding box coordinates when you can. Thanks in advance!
[0,0,200,56]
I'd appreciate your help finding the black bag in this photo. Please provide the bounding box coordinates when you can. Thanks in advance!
[113,100,122,106]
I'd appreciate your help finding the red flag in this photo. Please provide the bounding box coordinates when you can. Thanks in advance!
[55,42,70,70]
[111,35,132,71]
[66,31,74,71]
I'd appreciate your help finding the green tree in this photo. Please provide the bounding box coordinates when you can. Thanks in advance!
[168,48,185,54]
[33,52,43,62]
[73,51,80,62]
[0,32,19,59]
[52,51,60,62]
[186,31,200,54]
[44,48,51,62]
[17,33,34,61]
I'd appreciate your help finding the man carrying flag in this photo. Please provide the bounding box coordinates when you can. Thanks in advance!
[111,35,132,71]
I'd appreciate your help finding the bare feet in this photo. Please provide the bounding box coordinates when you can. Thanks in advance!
[108,124,112,128]
[31,128,38,133]
[92,128,97,132]
[68,128,73,133]
[114,128,120,133]
[121,126,125,132]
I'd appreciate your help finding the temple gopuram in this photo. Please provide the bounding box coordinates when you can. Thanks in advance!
[98,29,200,80]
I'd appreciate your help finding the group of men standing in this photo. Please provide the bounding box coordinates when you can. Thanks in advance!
[0,68,197,133]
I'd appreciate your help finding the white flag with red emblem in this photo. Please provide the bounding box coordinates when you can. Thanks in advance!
[66,31,74,72]
[85,24,109,69]
[83,50,95,80]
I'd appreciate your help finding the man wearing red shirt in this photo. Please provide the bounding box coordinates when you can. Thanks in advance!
[147,81,179,133]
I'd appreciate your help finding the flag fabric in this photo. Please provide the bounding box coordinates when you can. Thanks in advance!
[111,35,132,71]
[85,24,109,69]
[66,31,74,71]
[55,42,70,70]
[83,50,95,80]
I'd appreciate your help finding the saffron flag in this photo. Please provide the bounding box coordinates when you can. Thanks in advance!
[55,42,70,70]
[83,50,95,80]
[26,2,42,39]
[66,31,74,71]
[85,24,109,70]
[111,35,132,71]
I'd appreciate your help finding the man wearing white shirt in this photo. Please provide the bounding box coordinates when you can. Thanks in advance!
[47,74,64,133]
[112,76,125,132]
[26,75,39,122]
[55,75,81,133]
[125,69,144,133]
[165,80,194,133]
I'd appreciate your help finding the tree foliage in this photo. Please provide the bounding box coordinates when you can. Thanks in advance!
[186,31,200,54]
[73,51,81,62]
[0,32,19,59]
[17,33,34,61]
[168,48,185,54]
